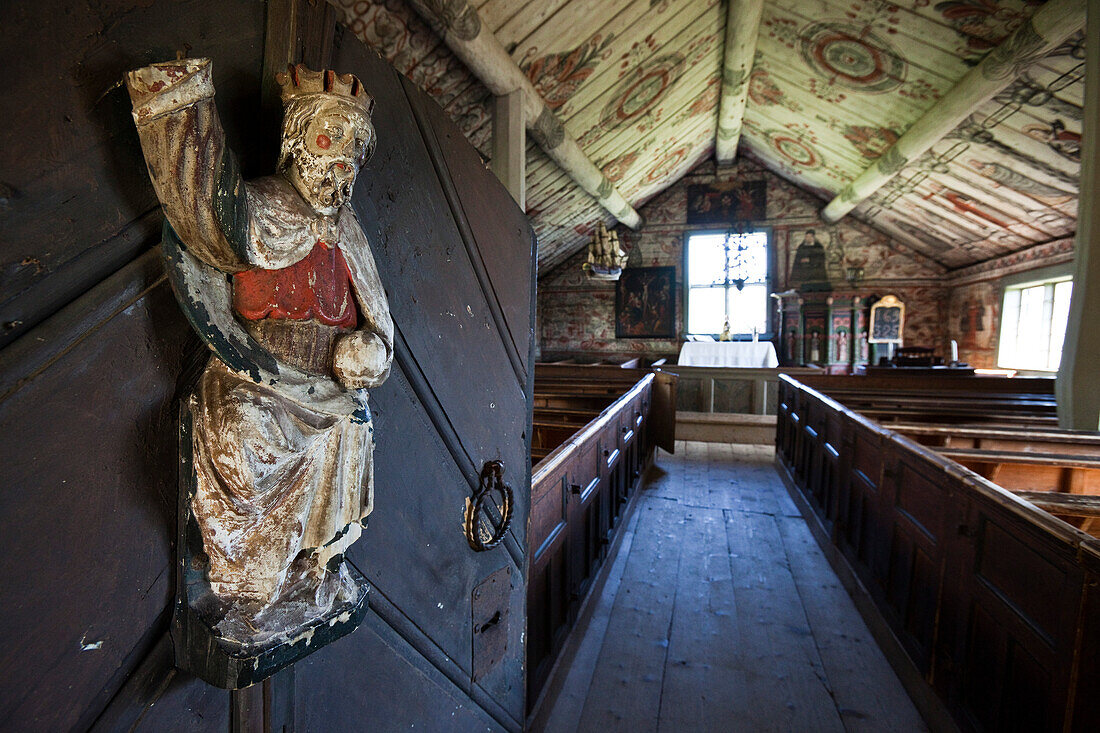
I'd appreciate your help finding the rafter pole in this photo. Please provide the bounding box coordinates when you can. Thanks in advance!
[715,0,764,164]
[1057,0,1100,430]
[403,0,642,229]
[820,0,1084,224]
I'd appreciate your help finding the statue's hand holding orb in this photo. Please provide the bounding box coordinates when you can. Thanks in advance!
[333,331,390,389]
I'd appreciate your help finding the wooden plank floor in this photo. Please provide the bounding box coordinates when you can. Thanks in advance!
[536,441,928,733]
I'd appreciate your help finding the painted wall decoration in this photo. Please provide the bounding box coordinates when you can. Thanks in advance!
[947,280,1001,367]
[615,266,676,338]
[539,157,957,362]
[685,180,766,225]
[788,230,831,292]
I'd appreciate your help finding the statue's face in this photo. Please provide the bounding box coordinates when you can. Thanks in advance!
[285,97,374,216]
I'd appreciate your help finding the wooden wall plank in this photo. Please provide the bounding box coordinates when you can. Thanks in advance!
[410,80,536,373]
[0,0,267,349]
[0,277,204,729]
[295,610,505,732]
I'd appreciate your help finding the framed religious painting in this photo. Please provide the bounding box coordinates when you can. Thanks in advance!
[615,266,676,338]
[686,180,766,225]
[868,294,905,344]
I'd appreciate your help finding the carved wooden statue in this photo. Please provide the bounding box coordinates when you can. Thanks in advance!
[126,58,392,686]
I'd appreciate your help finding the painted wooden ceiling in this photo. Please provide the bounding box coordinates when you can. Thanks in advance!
[330,0,1082,273]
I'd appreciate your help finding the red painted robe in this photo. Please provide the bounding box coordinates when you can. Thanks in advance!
[232,241,359,329]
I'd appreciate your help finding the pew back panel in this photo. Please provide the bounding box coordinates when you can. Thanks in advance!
[527,369,665,709]
[776,375,1099,733]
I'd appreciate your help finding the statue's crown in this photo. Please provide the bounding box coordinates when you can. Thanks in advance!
[276,63,375,116]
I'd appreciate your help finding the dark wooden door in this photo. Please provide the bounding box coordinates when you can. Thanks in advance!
[0,4,534,731]
[291,29,535,732]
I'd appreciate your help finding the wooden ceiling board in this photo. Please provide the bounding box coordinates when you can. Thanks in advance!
[479,0,573,48]
[907,184,1038,247]
[562,32,722,148]
[765,0,974,84]
[506,0,654,60]
[524,51,722,193]
[627,140,715,208]
[533,3,721,130]
[916,148,1075,220]
[864,213,979,269]
[740,114,856,191]
[523,43,720,184]
[749,57,914,138]
[752,33,948,122]
[857,77,1084,267]
[739,134,840,201]
[1018,60,1086,108]
[509,9,723,199]
[332,0,1081,273]
[742,56,912,153]
[618,128,715,199]
[741,102,888,177]
[927,168,1076,238]
[935,148,1077,219]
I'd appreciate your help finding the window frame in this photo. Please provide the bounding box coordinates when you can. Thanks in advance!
[681,226,775,338]
[996,263,1074,372]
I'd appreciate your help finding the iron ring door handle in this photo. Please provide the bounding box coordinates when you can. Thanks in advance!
[464,460,514,551]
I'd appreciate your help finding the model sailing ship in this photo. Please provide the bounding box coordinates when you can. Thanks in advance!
[582,221,628,281]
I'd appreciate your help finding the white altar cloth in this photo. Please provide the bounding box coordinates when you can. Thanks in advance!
[678,341,779,368]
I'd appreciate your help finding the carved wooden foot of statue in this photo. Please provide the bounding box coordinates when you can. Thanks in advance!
[127,59,393,688]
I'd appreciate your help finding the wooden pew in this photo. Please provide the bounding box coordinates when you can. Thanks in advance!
[775,374,1100,732]
[1014,492,1100,537]
[526,364,676,709]
[794,374,1059,427]
[889,422,1100,535]
[892,422,1100,455]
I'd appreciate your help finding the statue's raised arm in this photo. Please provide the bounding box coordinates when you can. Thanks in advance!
[127,59,258,271]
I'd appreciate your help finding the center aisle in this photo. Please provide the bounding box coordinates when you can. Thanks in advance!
[535,441,928,733]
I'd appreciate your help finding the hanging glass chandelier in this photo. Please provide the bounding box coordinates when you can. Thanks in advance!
[723,222,749,291]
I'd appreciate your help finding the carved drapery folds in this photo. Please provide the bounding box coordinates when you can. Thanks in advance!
[127,58,392,687]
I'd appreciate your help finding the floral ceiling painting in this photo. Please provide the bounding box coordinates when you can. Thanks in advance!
[329,0,1080,276]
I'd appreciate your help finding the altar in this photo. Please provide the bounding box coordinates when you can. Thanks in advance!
[678,340,779,367]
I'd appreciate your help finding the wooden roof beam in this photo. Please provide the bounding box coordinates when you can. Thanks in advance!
[820,0,1085,224]
[404,0,643,229]
[714,0,764,165]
